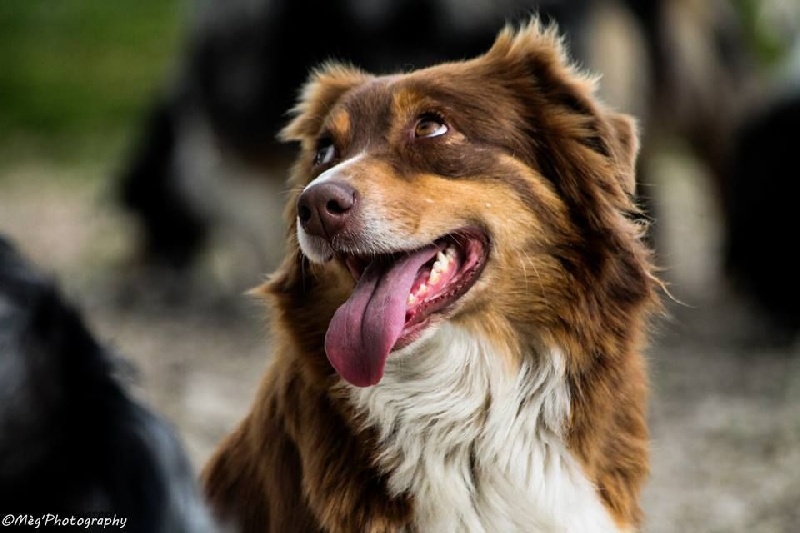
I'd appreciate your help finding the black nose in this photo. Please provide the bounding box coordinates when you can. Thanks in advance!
[296,181,358,239]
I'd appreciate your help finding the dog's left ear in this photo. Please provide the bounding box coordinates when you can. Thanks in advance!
[604,112,639,196]
[482,18,641,201]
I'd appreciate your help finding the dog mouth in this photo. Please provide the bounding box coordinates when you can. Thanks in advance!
[324,229,489,388]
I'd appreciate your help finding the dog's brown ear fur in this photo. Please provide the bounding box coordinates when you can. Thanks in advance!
[605,113,640,196]
[279,62,372,146]
[482,19,641,207]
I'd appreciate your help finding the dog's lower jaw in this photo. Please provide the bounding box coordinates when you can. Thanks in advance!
[346,323,622,532]
[297,229,333,263]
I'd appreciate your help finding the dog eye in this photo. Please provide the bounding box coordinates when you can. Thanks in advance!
[314,140,337,166]
[414,115,448,139]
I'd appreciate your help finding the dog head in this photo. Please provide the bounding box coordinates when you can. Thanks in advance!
[266,19,656,388]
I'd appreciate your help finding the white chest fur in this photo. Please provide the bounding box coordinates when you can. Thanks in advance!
[347,324,620,532]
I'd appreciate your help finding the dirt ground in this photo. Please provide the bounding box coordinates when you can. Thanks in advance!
[1,154,798,533]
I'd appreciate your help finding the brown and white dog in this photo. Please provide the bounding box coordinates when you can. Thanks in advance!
[202,19,661,532]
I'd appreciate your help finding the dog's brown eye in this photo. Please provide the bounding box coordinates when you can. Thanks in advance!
[314,141,337,166]
[414,115,447,139]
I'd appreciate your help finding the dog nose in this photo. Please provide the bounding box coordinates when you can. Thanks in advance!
[296,181,358,239]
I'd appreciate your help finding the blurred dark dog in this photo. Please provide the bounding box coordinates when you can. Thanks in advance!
[724,81,800,339]
[118,0,791,332]
[0,237,220,532]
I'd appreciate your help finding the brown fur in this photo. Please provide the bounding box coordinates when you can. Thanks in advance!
[202,19,660,532]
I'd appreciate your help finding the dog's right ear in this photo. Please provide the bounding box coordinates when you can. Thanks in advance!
[279,62,372,146]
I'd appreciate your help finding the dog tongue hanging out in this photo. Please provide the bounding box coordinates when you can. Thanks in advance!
[324,235,486,387]
[202,18,660,533]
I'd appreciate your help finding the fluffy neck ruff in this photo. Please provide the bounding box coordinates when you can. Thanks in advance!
[346,323,621,532]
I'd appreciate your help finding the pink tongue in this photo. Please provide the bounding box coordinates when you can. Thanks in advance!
[325,245,440,387]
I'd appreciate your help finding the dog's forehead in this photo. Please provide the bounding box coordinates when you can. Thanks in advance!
[331,77,395,140]
[328,64,495,143]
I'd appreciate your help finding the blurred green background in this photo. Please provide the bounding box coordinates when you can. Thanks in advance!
[0,0,791,171]
[0,0,184,168]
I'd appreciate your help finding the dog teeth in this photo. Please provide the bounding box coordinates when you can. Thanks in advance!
[435,251,447,267]
[408,245,458,307]
[429,246,456,280]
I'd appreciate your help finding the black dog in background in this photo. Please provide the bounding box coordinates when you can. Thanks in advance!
[724,85,800,338]
[0,237,219,532]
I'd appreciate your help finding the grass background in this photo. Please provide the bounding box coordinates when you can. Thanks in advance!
[0,0,185,168]
[0,0,790,170]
